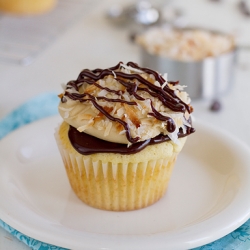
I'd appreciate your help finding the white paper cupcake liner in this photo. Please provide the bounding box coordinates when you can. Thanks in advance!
[55,125,179,211]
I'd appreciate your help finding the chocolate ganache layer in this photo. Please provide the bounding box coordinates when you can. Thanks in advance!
[68,124,195,155]
[59,61,195,154]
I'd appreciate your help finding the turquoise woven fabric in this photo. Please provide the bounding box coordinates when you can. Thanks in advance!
[193,219,250,250]
[0,92,250,250]
[0,220,67,250]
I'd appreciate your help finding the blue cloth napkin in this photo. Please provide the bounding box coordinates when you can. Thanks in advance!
[0,92,59,140]
[0,92,250,250]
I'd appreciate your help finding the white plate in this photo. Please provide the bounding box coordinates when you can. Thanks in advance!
[1,116,250,250]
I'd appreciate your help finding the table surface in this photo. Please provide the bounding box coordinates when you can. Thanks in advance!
[0,0,250,249]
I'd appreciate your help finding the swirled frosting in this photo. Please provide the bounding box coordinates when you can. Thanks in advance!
[58,61,194,146]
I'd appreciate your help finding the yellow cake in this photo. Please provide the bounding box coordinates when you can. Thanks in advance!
[55,61,195,211]
[0,0,57,15]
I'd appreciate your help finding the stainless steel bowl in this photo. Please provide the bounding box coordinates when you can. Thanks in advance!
[138,28,237,100]
[140,47,237,99]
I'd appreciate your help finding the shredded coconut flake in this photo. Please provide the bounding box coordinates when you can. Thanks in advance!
[112,70,117,78]
[168,126,179,145]
[161,81,168,89]
[58,106,74,112]
[154,81,161,87]
[104,122,112,137]
[77,119,94,132]
[98,89,108,97]
[119,130,126,135]
[65,88,77,94]
[120,63,144,74]
[77,124,89,132]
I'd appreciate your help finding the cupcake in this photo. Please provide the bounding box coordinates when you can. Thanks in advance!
[55,61,195,211]
[0,0,57,15]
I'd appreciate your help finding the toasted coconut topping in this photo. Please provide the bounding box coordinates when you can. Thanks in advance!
[58,62,194,145]
[136,27,235,61]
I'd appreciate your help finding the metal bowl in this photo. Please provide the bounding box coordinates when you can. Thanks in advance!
[138,28,237,100]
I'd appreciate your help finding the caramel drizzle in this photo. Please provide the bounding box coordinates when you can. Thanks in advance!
[63,62,193,143]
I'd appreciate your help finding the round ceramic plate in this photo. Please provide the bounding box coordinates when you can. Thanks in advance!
[1,116,250,250]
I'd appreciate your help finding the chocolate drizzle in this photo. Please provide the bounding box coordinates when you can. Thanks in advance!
[61,61,195,154]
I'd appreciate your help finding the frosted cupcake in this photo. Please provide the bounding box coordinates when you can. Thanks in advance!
[55,61,195,211]
[0,0,57,15]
